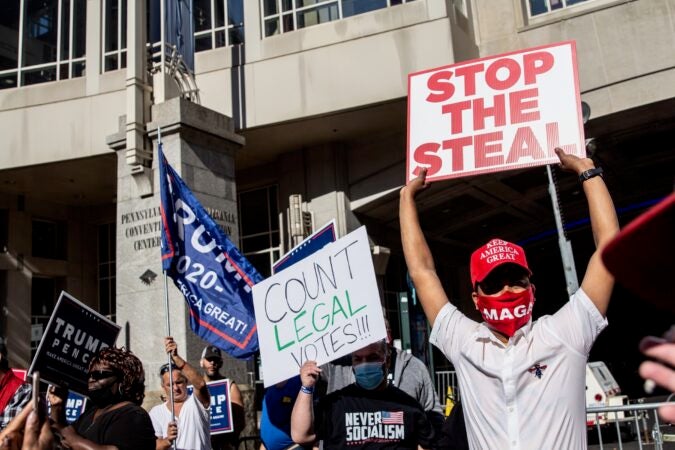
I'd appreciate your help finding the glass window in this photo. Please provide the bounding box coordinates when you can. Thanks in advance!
[98,223,116,320]
[263,0,278,15]
[297,3,339,28]
[238,185,280,279]
[261,0,415,37]
[30,277,63,355]
[103,0,126,72]
[23,0,59,66]
[1,0,86,90]
[528,0,593,17]
[0,0,21,71]
[32,219,67,260]
[73,0,86,57]
[23,66,57,86]
[342,0,388,18]
[193,0,245,52]
[195,0,213,32]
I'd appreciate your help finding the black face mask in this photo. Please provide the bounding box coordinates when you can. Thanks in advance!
[88,386,119,408]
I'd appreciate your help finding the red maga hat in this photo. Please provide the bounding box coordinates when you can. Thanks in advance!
[470,238,531,286]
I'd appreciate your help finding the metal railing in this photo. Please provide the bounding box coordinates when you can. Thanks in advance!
[587,402,675,449]
[435,370,675,448]
[435,370,460,411]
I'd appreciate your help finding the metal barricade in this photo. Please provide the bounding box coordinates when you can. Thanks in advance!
[586,401,675,449]
[430,374,674,449]
[435,370,460,415]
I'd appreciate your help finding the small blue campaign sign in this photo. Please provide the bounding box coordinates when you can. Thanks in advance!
[47,390,87,424]
[272,220,336,274]
[187,380,233,434]
[65,391,87,424]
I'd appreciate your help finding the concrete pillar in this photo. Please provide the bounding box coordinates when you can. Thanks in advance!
[107,98,249,397]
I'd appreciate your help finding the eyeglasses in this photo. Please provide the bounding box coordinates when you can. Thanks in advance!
[478,265,530,295]
[87,370,118,380]
[159,363,178,376]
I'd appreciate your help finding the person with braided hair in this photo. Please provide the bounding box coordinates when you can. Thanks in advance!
[49,347,156,450]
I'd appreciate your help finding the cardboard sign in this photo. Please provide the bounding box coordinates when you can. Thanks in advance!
[273,220,337,274]
[187,380,233,434]
[407,41,585,182]
[253,226,386,387]
[28,291,120,395]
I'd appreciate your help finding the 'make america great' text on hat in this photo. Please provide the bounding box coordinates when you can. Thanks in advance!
[470,238,531,286]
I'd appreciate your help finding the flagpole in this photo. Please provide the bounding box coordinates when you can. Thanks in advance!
[158,128,177,450]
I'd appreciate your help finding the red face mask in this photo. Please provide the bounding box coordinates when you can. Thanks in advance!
[475,286,535,337]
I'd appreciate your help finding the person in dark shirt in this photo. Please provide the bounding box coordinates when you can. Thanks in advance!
[291,340,435,449]
[49,347,156,450]
[200,345,245,450]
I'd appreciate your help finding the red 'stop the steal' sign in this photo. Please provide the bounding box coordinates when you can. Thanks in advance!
[407,41,585,183]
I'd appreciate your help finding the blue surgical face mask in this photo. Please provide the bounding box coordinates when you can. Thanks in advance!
[354,361,385,390]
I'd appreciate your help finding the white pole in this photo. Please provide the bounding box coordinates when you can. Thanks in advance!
[547,165,579,296]
[158,127,177,450]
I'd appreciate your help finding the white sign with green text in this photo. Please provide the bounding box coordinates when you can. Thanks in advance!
[252,226,386,387]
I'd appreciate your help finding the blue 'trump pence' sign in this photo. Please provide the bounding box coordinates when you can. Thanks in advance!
[187,380,233,434]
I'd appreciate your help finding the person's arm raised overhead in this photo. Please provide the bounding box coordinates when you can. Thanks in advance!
[399,168,450,327]
[290,361,321,446]
[165,337,210,408]
[555,148,619,317]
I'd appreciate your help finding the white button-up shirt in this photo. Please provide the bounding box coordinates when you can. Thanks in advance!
[430,289,607,450]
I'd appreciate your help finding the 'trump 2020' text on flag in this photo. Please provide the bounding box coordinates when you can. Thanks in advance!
[159,145,262,359]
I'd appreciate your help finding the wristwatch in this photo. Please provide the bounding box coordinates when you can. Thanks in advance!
[578,167,603,183]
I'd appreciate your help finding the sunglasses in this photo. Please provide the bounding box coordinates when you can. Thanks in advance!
[478,265,530,295]
[87,370,118,380]
[159,363,179,376]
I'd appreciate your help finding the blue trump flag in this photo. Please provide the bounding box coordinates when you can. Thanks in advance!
[159,145,262,358]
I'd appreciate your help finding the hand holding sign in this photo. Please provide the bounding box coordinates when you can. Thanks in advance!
[555,147,595,175]
[400,167,430,198]
[299,361,322,389]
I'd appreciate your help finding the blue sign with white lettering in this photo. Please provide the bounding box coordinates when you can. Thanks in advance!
[65,391,87,424]
[272,221,336,274]
[47,390,87,424]
[188,380,233,434]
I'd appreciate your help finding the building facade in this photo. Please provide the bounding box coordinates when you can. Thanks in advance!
[0,0,673,393]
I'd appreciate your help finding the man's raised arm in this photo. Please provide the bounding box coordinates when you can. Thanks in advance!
[164,337,210,408]
[290,361,321,446]
[399,169,450,327]
[556,148,619,316]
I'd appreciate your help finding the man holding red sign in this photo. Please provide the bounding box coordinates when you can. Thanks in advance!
[399,148,619,449]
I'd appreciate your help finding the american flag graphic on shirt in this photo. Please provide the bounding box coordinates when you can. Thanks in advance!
[381,411,404,424]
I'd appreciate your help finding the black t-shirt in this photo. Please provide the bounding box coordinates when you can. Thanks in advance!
[316,384,435,449]
[72,402,156,450]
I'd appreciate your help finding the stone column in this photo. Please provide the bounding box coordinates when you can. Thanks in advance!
[107,98,249,401]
